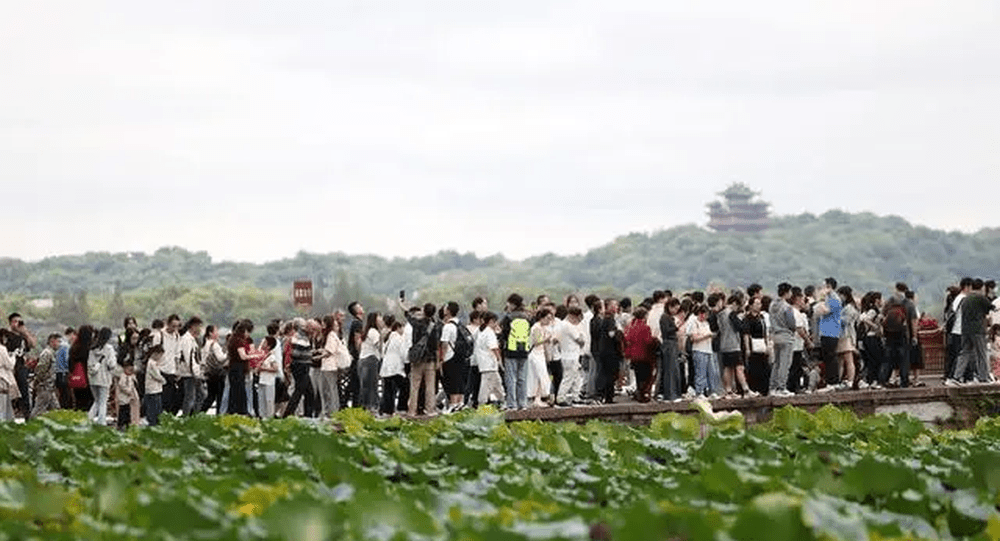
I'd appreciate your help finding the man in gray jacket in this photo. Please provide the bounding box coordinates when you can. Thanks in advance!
[768,283,798,397]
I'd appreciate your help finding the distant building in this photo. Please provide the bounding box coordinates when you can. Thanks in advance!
[706,183,771,232]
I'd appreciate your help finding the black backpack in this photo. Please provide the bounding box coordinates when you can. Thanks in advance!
[450,322,474,362]
[944,298,963,334]
[408,320,442,364]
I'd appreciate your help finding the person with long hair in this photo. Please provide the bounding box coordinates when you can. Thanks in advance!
[858,292,885,387]
[0,330,19,421]
[68,325,95,413]
[117,328,143,425]
[283,319,317,418]
[87,327,118,425]
[227,321,254,415]
[742,297,770,395]
[836,286,859,388]
[317,315,346,417]
[358,312,384,411]
[656,298,685,401]
[200,325,228,414]
[379,321,407,416]
[526,307,556,408]
[624,306,658,403]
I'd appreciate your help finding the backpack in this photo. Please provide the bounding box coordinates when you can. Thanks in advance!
[882,303,909,339]
[506,316,531,354]
[450,322,474,362]
[944,298,963,334]
[203,343,226,376]
[408,320,441,364]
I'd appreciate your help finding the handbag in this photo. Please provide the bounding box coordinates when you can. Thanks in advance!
[751,338,767,354]
[69,362,87,389]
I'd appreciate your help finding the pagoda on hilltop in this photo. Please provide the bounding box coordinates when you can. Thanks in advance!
[706,183,771,232]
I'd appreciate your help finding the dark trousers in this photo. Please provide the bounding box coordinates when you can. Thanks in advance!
[202,373,226,413]
[397,363,411,412]
[227,365,247,415]
[465,365,481,408]
[117,404,131,430]
[284,363,315,417]
[861,336,885,384]
[821,336,840,385]
[73,386,93,413]
[657,340,682,400]
[596,356,620,403]
[747,353,770,395]
[55,373,74,409]
[14,361,30,416]
[379,375,406,415]
[145,393,162,426]
[547,361,563,401]
[882,341,910,388]
[162,374,180,415]
[632,362,654,402]
[787,351,805,393]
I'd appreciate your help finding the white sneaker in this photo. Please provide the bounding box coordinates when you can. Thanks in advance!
[745,390,760,398]
[816,385,836,393]
[708,393,721,400]
[772,389,794,398]
[684,387,696,398]
[857,381,870,390]
[943,378,961,387]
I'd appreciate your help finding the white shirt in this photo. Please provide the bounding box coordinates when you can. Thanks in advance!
[177,332,201,378]
[380,332,407,378]
[466,324,481,366]
[685,317,713,354]
[321,332,348,372]
[160,330,180,375]
[556,319,584,361]
[992,298,1000,327]
[474,327,500,372]
[359,328,382,360]
[647,303,666,340]
[951,293,967,335]
[440,318,459,362]
[793,309,808,352]
[581,310,594,356]
[258,350,279,386]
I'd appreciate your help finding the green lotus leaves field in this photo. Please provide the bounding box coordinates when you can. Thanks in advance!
[1,406,1000,540]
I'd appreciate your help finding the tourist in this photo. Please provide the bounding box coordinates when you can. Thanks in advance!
[200,325,228,414]
[718,294,745,397]
[465,311,483,408]
[114,363,139,430]
[815,278,843,389]
[556,306,586,406]
[767,283,797,397]
[55,327,75,409]
[596,299,624,404]
[178,317,205,417]
[68,325,94,412]
[30,333,61,418]
[475,312,505,407]
[836,287,859,388]
[656,298,684,401]
[858,292,885,388]
[583,295,601,401]
[624,307,657,403]
[87,327,118,425]
[440,302,471,413]
[5,313,36,418]
[407,303,438,417]
[226,321,254,415]
[283,319,317,417]
[157,315,182,415]
[946,278,972,381]
[788,288,811,394]
[256,336,280,419]
[881,283,918,388]
[344,302,365,409]
[379,321,407,416]
[685,305,715,397]
[0,330,19,421]
[318,315,346,417]
[526,307,555,408]
[949,278,993,384]
[358,312,384,411]
[501,294,532,410]
[742,297,770,395]
[144,345,166,426]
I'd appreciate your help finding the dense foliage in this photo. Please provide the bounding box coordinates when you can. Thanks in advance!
[2,406,1000,540]
[2,211,996,328]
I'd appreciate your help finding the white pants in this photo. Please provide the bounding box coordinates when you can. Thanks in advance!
[89,385,110,425]
[257,384,275,419]
[526,351,551,400]
[478,371,505,405]
[558,356,583,403]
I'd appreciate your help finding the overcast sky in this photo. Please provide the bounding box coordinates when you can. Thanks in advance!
[3,1,998,263]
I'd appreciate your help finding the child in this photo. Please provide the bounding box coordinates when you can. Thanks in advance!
[144,345,166,426]
[256,336,279,419]
[115,363,139,430]
[379,322,407,416]
[475,313,505,407]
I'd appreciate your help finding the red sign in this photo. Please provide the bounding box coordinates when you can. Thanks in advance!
[293,281,313,308]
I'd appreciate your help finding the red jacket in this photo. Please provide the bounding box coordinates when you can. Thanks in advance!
[624,319,657,364]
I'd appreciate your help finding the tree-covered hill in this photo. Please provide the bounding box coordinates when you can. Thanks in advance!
[1,210,994,327]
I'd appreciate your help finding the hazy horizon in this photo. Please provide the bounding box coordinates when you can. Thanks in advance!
[4,1,998,264]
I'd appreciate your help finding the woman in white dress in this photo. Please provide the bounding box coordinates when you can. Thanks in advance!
[526,308,556,407]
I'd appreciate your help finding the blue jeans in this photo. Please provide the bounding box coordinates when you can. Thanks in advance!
[692,351,712,395]
[503,357,528,409]
[89,385,110,425]
[145,393,162,426]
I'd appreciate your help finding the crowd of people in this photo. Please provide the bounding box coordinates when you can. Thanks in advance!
[1,275,998,425]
